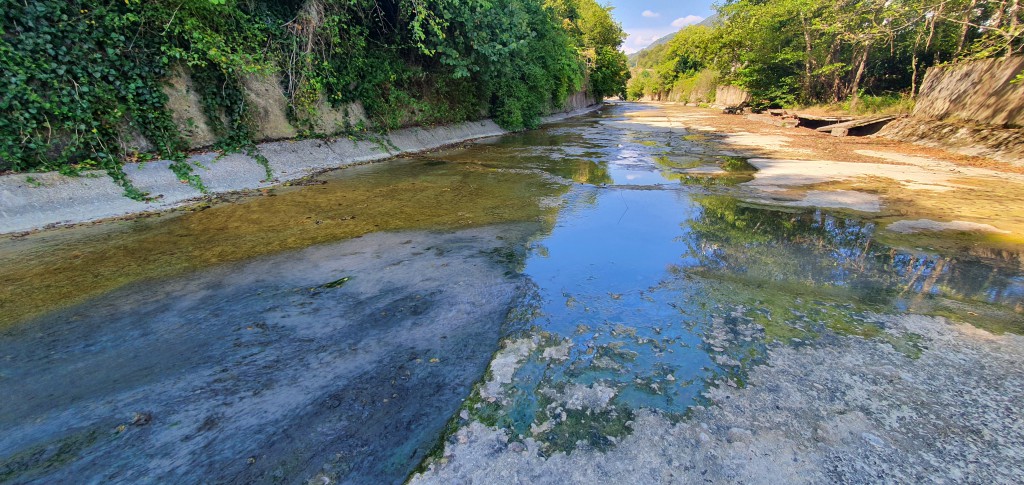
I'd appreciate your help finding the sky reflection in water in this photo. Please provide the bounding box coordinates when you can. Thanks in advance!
[438,106,1024,448]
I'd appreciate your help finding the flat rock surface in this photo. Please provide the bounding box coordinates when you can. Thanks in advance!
[0,226,532,484]
[412,315,1024,484]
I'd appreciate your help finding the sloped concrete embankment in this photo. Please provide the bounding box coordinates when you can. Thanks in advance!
[878,56,1024,165]
[0,106,599,235]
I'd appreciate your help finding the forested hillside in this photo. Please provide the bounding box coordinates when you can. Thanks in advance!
[628,0,1023,109]
[0,0,628,197]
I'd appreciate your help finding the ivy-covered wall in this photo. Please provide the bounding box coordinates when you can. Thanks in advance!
[0,0,629,198]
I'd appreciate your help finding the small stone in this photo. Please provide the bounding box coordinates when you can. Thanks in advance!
[131,412,152,426]
[861,432,885,448]
[459,410,470,420]
[508,442,527,453]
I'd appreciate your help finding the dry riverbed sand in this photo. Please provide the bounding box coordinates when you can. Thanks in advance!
[411,103,1024,484]
[620,104,1024,245]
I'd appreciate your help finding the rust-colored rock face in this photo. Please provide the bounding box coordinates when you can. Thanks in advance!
[914,56,1024,128]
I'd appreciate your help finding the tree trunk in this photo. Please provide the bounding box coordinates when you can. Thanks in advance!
[824,37,843,103]
[955,0,979,57]
[1009,0,1021,57]
[848,43,870,111]
[911,31,922,98]
[927,1,944,63]
[926,2,942,51]
[801,12,814,103]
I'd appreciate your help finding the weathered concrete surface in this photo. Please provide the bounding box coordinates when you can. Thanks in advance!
[0,225,534,484]
[162,67,219,149]
[0,106,599,235]
[879,116,1024,166]
[412,315,1024,484]
[913,56,1024,127]
[878,56,1024,164]
[714,85,751,107]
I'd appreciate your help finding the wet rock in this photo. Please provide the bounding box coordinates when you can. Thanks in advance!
[544,383,617,411]
[542,340,573,361]
[480,339,535,401]
[131,412,152,426]
[531,420,554,436]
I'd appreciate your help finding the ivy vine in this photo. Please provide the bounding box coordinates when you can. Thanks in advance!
[0,0,628,197]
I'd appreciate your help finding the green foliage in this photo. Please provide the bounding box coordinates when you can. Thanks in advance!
[627,0,1024,109]
[591,46,630,99]
[839,93,916,115]
[1,0,628,192]
[0,0,181,197]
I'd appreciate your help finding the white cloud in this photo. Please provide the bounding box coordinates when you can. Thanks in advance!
[671,15,705,28]
[642,10,660,18]
[621,27,677,53]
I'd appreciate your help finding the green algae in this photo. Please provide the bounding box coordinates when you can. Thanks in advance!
[0,426,109,483]
[320,276,352,289]
[0,158,567,328]
[721,156,757,173]
[533,405,634,455]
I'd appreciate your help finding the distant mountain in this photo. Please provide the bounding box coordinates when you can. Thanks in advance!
[627,14,720,62]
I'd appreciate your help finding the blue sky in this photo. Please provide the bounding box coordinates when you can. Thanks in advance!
[604,0,716,54]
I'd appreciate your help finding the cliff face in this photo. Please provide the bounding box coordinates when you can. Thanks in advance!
[913,56,1024,128]
[879,56,1024,166]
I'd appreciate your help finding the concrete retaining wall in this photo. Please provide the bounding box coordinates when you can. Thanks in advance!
[137,69,596,153]
[913,56,1024,127]
[0,106,601,234]
[714,85,750,107]
[878,117,1024,166]
[878,56,1024,164]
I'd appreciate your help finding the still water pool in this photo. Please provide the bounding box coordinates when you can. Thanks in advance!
[1,104,1020,483]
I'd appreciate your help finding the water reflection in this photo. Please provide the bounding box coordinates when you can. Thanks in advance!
[2,103,1021,467]
[688,196,1024,333]
[436,105,1024,454]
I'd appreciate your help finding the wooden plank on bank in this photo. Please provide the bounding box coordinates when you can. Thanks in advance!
[797,113,855,122]
[815,115,897,134]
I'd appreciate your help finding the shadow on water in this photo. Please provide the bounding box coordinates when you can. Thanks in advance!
[1,103,1022,480]
[0,226,539,484]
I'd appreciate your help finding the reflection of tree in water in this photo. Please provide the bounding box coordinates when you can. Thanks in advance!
[685,196,1024,334]
[523,158,614,185]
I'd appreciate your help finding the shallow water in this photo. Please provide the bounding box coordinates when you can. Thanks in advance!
[1,103,1022,482]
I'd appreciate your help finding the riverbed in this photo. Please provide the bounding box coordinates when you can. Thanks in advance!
[2,103,1022,483]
